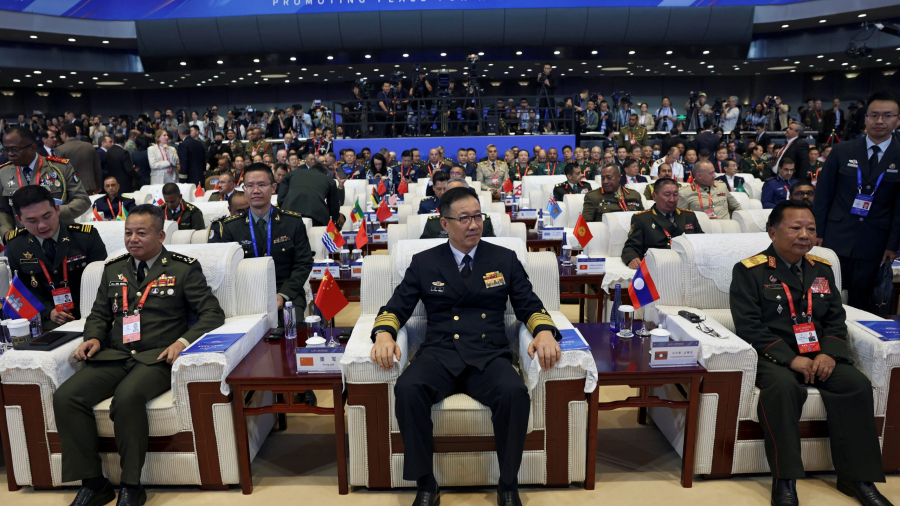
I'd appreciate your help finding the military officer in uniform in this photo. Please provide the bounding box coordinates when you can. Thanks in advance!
[161,183,206,231]
[582,163,644,222]
[678,161,741,219]
[93,176,136,220]
[245,127,269,160]
[0,126,90,240]
[535,148,564,176]
[552,163,592,202]
[53,205,224,506]
[208,191,248,243]
[370,186,560,506]
[219,164,313,312]
[618,114,649,149]
[417,171,449,214]
[421,178,496,239]
[7,186,108,329]
[207,172,238,202]
[508,150,531,182]
[643,163,674,200]
[621,178,703,269]
[731,200,892,506]
[475,144,509,201]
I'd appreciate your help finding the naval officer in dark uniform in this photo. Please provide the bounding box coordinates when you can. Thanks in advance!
[7,185,108,329]
[417,171,449,214]
[621,178,703,269]
[53,205,224,506]
[552,162,592,202]
[370,186,560,506]
[731,200,891,506]
[93,176,137,220]
[161,183,205,231]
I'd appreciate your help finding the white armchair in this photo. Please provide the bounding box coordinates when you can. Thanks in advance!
[733,209,773,233]
[136,183,198,202]
[341,237,597,489]
[0,243,279,490]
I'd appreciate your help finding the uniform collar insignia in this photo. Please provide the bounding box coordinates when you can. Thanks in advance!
[61,237,70,242]
[22,251,32,259]
[768,256,777,268]
[117,274,124,280]
[161,257,168,265]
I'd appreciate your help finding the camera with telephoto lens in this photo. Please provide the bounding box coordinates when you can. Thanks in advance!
[390,70,405,93]
[353,77,371,100]
[766,95,778,109]
[612,91,631,104]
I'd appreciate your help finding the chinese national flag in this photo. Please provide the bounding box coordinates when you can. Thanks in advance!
[502,177,513,194]
[573,214,594,248]
[194,185,205,198]
[315,270,348,321]
[397,179,409,196]
[355,219,369,249]
[376,198,392,222]
[377,179,387,196]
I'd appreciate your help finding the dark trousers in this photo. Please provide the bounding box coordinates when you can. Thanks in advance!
[54,359,172,485]
[838,255,881,314]
[394,352,530,485]
[755,360,885,482]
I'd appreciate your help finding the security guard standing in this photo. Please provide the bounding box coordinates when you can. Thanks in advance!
[161,183,206,231]
[208,191,248,243]
[678,161,741,219]
[582,163,644,222]
[618,114,649,149]
[93,176,137,220]
[7,186,108,329]
[0,126,90,240]
[731,200,890,506]
[475,144,509,201]
[53,205,224,506]
[552,163,592,202]
[621,178,702,269]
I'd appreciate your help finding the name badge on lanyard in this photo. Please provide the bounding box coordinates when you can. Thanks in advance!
[122,282,152,344]
[39,259,73,312]
[850,167,884,218]
[782,283,820,353]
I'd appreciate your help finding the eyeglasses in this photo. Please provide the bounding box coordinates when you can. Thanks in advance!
[443,213,486,226]
[696,322,725,339]
[792,190,815,197]
[865,113,898,121]
[3,145,34,155]
[243,183,272,190]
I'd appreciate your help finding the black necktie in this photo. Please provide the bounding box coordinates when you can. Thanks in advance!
[664,213,676,224]
[137,261,148,283]
[256,219,268,256]
[869,145,881,171]
[43,238,56,262]
[790,264,802,286]
[461,254,472,286]
[21,167,32,185]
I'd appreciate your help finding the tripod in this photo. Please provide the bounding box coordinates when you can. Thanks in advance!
[687,101,701,132]
[536,79,558,133]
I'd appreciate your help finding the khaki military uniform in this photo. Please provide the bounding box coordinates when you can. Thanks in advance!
[54,248,225,485]
[621,206,702,264]
[420,215,496,239]
[475,160,509,194]
[643,184,655,201]
[618,126,648,149]
[677,181,741,220]
[246,140,269,160]
[0,155,91,239]
[582,187,644,222]
[165,202,206,231]
[552,181,592,203]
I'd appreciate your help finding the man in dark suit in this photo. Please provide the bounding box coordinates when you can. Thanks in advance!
[93,176,137,221]
[752,123,771,154]
[370,187,560,506]
[619,159,648,186]
[177,124,207,186]
[694,121,721,154]
[97,135,112,179]
[821,98,847,143]
[57,124,103,194]
[774,122,812,181]
[276,162,340,227]
[814,91,900,314]
[273,131,302,158]
[39,129,59,158]
[714,159,747,192]
[105,133,135,192]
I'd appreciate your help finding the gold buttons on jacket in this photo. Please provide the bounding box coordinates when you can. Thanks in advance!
[482,313,486,319]
[136,292,142,297]
[482,334,486,339]
[454,334,460,339]
[131,350,136,355]
[454,316,459,321]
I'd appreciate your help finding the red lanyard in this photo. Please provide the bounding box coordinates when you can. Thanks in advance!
[158,145,169,162]
[780,282,812,324]
[662,227,672,246]
[107,198,120,219]
[603,188,628,211]
[696,185,713,210]
[169,201,184,225]
[402,165,414,178]
[16,157,44,187]
[547,162,559,175]
[122,278,153,315]
[236,169,245,185]
[38,258,67,289]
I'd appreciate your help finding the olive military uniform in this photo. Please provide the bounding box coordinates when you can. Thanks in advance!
[219,207,313,307]
[7,223,108,328]
[618,125,649,149]
[54,248,225,485]
[0,155,91,239]
[730,246,885,482]
[580,161,600,180]
[420,215,496,239]
[581,187,644,222]
[246,140,269,160]
[620,206,703,265]
[165,201,206,231]
[207,215,227,242]
[475,160,509,194]
[507,163,530,182]
[677,181,741,220]
[552,181,592,203]
[532,161,565,176]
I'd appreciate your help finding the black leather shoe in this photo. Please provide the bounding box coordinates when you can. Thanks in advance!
[115,486,146,506]
[771,478,799,506]
[69,481,115,506]
[497,489,523,506]
[412,485,440,506]
[837,480,894,506]
[293,390,318,407]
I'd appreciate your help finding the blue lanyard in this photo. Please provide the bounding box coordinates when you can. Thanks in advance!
[248,208,273,258]
[857,166,885,195]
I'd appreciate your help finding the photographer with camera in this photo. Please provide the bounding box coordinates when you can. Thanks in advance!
[376,81,396,138]
[410,67,433,135]
[535,64,558,132]
[290,105,312,138]
[722,96,741,133]
[765,95,791,131]
[684,92,710,131]
[615,96,635,131]
[266,109,290,139]
[208,106,225,133]
[226,110,246,141]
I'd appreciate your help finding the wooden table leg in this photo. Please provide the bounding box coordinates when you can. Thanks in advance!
[680,376,702,488]
[637,407,647,425]
[579,285,586,323]
[584,388,599,490]
[231,385,254,495]
[333,384,349,495]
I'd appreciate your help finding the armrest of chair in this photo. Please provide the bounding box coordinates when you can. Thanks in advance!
[508,222,526,242]
[340,314,408,384]
[643,249,685,323]
[516,311,597,394]
[388,224,408,252]
[169,230,196,244]
[842,306,900,415]
[717,219,742,234]
[235,257,278,328]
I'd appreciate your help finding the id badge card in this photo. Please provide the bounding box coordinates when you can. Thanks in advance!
[123,314,141,343]
[51,287,74,312]
[704,208,717,219]
[492,176,500,185]
[850,193,873,217]
[793,322,820,353]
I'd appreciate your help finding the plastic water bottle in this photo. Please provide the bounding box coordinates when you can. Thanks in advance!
[29,315,42,338]
[609,284,622,334]
[536,209,545,234]
[283,302,298,368]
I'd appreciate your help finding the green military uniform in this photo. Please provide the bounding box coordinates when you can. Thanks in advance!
[165,201,206,231]
[643,184,654,201]
[810,160,824,181]
[420,215,496,239]
[474,160,509,194]
[638,159,653,176]
[618,125,648,149]
[677,181,741,220]
[246,140,269,160]
[207,215,227,242]
[219,206,313,307]
[621,206,702,264]
[552,181,592,202]
[531,161,565,176]
[0,155,91,239]
[730,246,885,482]
[581,161,600,180]
[53,247,225,485]
[203,168,232,183]
[226,139,246,161]
[740,157,766,179]
[6,223,107,328]
[581,187,644,222]
[277,168,340,227]
[507,163,530,182]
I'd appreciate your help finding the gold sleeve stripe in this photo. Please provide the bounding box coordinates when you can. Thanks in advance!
[526,313,556,335]
[374,311,401,332]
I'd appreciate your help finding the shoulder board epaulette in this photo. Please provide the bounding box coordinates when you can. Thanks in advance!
[46,156,69,164]
[184,202,197,211]
[69,224,93,233]
[805,254,831,266]
[105,253,130,265]
[6,228,27,241]
[0,161,11,169]
[223,214,244,223]
[679,208,695,213]
[170,253,197,264]
[427,215,441,220]
[280,209,303,218]
[635,209,652,216]
[554,182,566,187]
[740,254,768,269]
